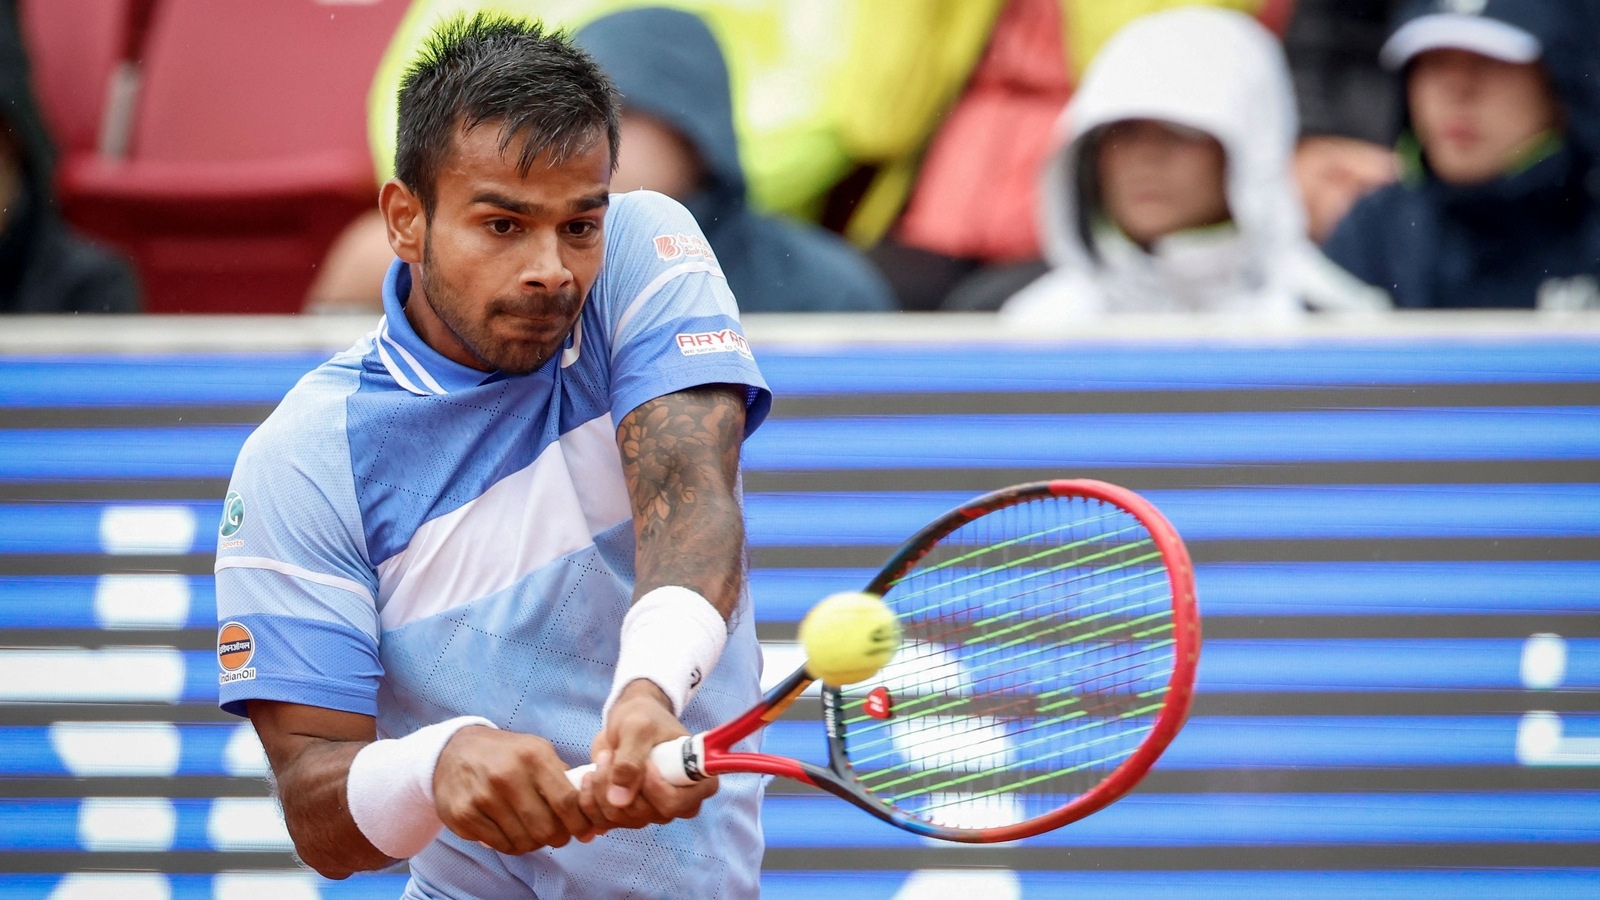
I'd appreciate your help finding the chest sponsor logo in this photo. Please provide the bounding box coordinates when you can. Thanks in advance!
[676,329,752,360]
[218,621,257,684]
[653,232,716,263]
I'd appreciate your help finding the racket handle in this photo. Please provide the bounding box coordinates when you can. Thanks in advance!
[562,735,699,789]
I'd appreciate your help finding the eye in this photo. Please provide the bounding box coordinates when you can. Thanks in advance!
[566,219,600,239]
[487,218,517,236]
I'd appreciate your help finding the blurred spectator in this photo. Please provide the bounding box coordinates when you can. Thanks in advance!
[1283,0,1407,242]
[0,0,137,313]
[1324,0,1600,309]
[997,8,1388,323]
[309,0,889,314]
[838,0,1292,311]
[369,1,860,220]
[576,7,891,313]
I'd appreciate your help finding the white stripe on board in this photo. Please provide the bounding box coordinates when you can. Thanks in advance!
[50,722,180,777]
[78,797,176,852]
[1521,632,1566,689]
[99,505,198,555]
[94,574,191,630]
[49,873,171,900]
[213,873,322,900]
[225,723,272,777]
[1516,711,1600,766]
[893,869,1022,900]
[0,648,185,703]
[207,797,295,852]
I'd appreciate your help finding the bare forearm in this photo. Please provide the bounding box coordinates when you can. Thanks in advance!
[274,738,390,878]
[619,386,747,617]
[248,702,388,879]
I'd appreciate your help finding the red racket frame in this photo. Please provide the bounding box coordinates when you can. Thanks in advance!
[686,479,1201,842]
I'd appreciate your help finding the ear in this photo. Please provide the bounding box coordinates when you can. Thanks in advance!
[380,178,425,264]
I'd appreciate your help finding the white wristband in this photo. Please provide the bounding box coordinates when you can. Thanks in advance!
[346,715,497,859]
[603,586,728,721]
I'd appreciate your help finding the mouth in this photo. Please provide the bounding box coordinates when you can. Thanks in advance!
[1439,122,1480,147]
[493,298,580,330]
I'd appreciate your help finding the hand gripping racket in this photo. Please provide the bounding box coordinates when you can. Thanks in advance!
[569,479,1200,842]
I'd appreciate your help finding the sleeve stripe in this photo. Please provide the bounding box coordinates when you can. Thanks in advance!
[613,261,727,357]
[214,556,375,604]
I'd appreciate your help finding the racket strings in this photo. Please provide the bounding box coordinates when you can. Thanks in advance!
[844,545,1173,728]
[842,608,1175,739]
[904,540,1163,648]
[844,626,1176,748]
[837,494,1177,831]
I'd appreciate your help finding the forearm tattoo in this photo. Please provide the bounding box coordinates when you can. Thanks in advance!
[618,385,747,617]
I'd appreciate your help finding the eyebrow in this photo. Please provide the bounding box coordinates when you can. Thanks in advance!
[468,190,611,217]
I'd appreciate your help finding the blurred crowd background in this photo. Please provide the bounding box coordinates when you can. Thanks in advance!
[5,0,1600,320]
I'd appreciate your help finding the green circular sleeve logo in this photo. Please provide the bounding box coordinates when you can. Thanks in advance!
[219,491,245,538]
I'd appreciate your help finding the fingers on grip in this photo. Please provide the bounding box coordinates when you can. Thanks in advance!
[565,763,594,789]
[649,736,695,786]
[564,736,695,788]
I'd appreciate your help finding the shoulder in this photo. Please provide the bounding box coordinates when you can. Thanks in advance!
[592,191,730,326]
[1333,182,1418,236]
[236,353,366,477]
[604,191,709,257]
[597,192,721,293]
[1323,182,1417,270]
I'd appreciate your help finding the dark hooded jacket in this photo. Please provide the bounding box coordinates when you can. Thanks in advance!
[575,7,892,314]
[1324,0,1600,309]
[0,0,138,313]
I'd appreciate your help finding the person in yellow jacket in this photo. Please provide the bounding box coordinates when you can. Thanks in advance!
[367,0,864,219]
[311,0,1289,311]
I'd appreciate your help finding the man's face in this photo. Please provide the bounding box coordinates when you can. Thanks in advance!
[1408,49,1560,185]
[611,111,704,202]
[407,123,611,375]
[1096,119,1230,249]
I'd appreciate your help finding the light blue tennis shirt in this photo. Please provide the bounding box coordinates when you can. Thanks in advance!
[215,191,771,899]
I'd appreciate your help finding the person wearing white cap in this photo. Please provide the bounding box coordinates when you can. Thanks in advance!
[1324,0,1600,309]
[998,7,1388,324]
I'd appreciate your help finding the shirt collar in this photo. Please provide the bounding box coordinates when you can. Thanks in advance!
[376,259,498,396]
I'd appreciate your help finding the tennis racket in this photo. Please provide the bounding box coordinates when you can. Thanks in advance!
[568,479,1199,843]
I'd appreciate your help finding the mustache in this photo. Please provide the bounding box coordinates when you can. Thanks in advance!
[489,287,584,318]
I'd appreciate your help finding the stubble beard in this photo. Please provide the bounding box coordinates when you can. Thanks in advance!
[420,237,582,376]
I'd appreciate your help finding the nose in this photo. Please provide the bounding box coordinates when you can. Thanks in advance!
[519,231,573,292]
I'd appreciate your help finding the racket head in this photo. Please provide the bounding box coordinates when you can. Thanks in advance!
[820,479,1199,842]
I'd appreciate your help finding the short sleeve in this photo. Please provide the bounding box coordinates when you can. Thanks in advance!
[596,191,772,434]
[213,380,383,718]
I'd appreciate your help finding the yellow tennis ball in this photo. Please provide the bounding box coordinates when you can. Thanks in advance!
[799,591,901,686]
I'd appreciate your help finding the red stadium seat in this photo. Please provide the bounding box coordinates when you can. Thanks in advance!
[60,0,406,314]
[19,0,147,156]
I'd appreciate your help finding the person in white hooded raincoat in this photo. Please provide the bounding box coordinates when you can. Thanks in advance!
[1000,7,1389,323]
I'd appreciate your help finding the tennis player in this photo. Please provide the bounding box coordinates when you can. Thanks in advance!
[213,14,769,897]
